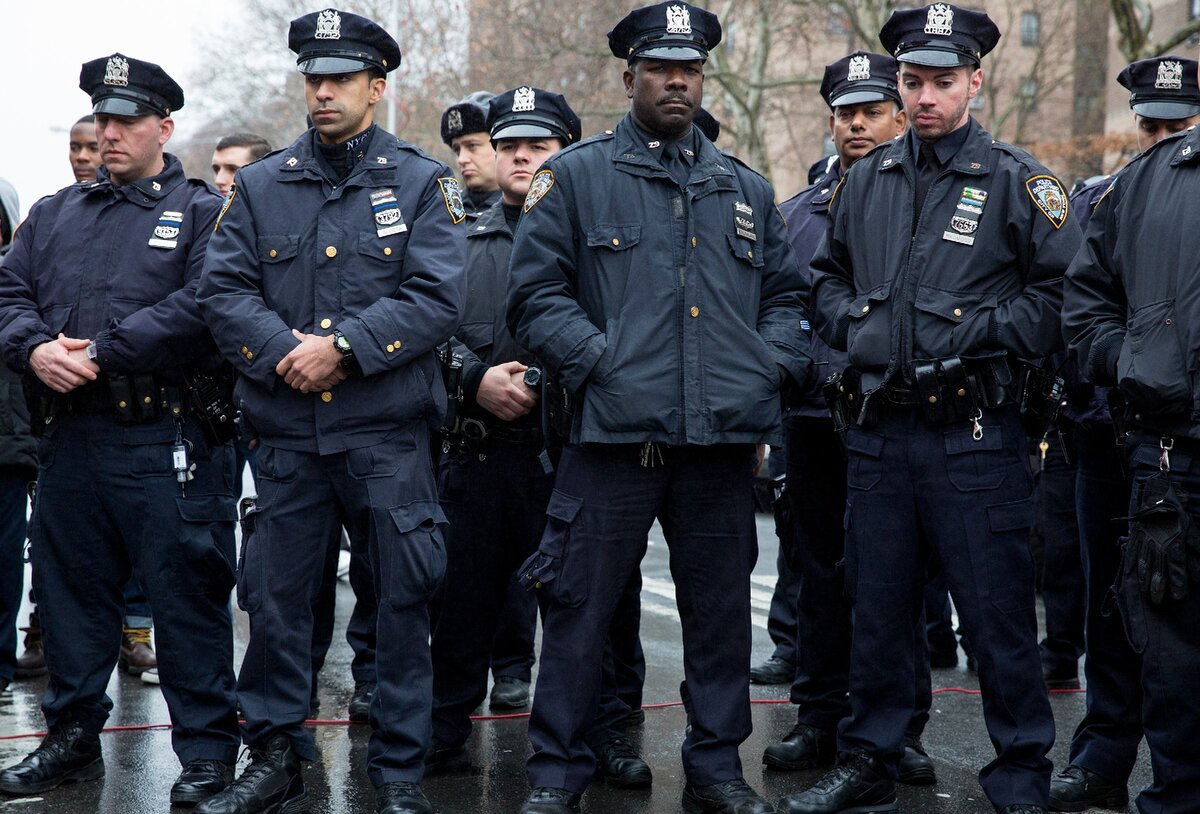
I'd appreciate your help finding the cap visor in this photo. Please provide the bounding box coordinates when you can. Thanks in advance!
[1132,100,1200,120]
[832,89,898,107]
[298,56,373,75]
[92,97,160,117]
[897,49,976,68]
[634,45,707,62]
[491,123,562,141]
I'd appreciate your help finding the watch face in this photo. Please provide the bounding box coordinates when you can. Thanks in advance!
[335,334,352,353]
[523,367,541,388]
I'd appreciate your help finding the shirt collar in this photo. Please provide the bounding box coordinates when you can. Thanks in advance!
[910,118,973,167]
[630,119,697,166]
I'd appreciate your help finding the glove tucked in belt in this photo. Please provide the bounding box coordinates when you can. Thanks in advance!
[1122,471,1200,604]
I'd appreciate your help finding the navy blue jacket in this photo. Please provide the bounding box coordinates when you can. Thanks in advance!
[778,164,844,417]
[506,115,811,446]
[1063,127,1200,436]
[1059,175,1111,425]
[0,155,221,376]
[197,127,466,454]
[811,118,1080,390]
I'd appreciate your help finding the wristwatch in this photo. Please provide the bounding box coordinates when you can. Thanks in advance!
[86,343,98,361]
[332,330,355,369]
[522,366,542,389]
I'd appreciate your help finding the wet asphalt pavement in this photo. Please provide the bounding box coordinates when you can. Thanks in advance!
[0,511,1149,814]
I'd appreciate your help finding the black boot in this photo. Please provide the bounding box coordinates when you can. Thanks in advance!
[0,721,104,795]
[896,735,936,786]
[194,735,308,814]
[763,723,835,771]
[376,781,433,814]
[1048,765,1127,812]
[171,759,235,806]
[349,681,376,722]
[682,778,775,813]
[777,753,896,814]
[519,787,581,814]
[593,736,652,788]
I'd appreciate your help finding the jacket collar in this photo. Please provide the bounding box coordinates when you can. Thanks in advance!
[277,126,401,185]
[86,153,186,207]
[809,162,843,208]
[879,117,992,177]
[468,198,510,238]
[1169,125,1200,166]
[611,114,735,183]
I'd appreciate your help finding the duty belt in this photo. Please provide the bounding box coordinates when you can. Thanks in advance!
[459,418,543,444]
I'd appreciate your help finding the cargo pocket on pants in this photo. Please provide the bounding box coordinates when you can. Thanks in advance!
[518,489,587,608]
[1116,536,1149,654]
[174,495,237,596]
[381,500,448,609]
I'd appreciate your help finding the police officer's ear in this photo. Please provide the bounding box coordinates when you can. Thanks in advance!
[367,69,387,107]
[967,66,984,101]
[892,104,908,137]
[623,61,638,99]
[157,116,175,148]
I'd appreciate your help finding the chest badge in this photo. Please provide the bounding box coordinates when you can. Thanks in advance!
[1025,175,1069,229]
[942,186,988,246]
[369,189,407,237]
[148,210,183,249]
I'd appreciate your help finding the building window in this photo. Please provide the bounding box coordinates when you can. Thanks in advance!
[1020,79,1039,112]
[1021,12,1040,46]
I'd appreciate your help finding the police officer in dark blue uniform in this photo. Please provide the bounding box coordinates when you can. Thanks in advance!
[440,93,504,221]
[506,4,810,812]
[195,9,465,814]
[1051,56,1200,814]
[429,84,581,763]
[0,54,239,806]
[765,51,936,786]
[781,6,1081,814]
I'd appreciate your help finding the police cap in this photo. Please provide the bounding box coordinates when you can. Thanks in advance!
[1118,56,1200,120]
[879,4,1000,68]
[821,52,901,109]
[79,54,183,118]
[441,91,495,146]
[488,87,582,146]
[288,8,401,75]
[608,2,721,63]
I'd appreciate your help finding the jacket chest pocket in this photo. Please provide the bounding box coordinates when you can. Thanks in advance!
[256,235,300,266]
[585,224,642,303]
[913,285,994,360]
[846,284,892,368]
[358,230,409,264]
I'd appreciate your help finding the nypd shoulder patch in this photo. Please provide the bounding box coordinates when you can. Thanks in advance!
[1025,175,1069,229]
[214,184,236,233]
[523,169,555,213]
[438,177,466,224]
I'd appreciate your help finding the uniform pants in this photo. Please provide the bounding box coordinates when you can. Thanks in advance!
[526,443,757,793]
[838,407,1053,808]
[0,468,29,684]
[32,415,238,763]
[1121,434,1200,814]
[764,548,801,669]
[1067,421,1141,782]
[1034,426,1085,675]
[431,439,553,748]
[489,574,538,682]
[310,528,378,688]
[238,427,443,786]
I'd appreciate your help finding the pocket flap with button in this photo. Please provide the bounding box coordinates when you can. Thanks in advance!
[914,286,990,323]
[176,495,237,524]
[987,497,1035,533]
[586,224,641,251]
[726,233,764,267]
[359,230,406,261]
[389,499,448,533]
[518,489,588,607]
[847,284,890,319]
[545,489,583,526]
[256,235,299,263]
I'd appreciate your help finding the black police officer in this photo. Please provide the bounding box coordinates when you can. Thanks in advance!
[196,9,465,814]
[0,54,239,805]
[506,3,810,812]
[782,6,1081,814]
[766,51,937,786]
[1056,56,1200,814]
[428,84,580,765]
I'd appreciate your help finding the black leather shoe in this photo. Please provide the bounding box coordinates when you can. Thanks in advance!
[593,737,651,788]
[763,723,835,771]
[750,656,795,685]
[349,681,375,722]
[777,753,896,814]
[376,781,433,814]
[896,736,936,786]
[1043,664,1080,691]
[424,740,464,772]
[489,676,530,710]
[999,806,1047,814]
[1048,765,1128,812]
[0,721,104,795]
[171,759,234,806]
[194,735,308,814]
[683,778,774,813]
[519,787,581,814]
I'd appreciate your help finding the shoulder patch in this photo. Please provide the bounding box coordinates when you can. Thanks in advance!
[213,183,237,233]
[523,169,555,213]
[1025,175,1069,229]
[438,177,466,224]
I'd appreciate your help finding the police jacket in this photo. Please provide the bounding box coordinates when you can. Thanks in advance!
[811,118,1079,389]
[778,164,845,418]
[0,155,221,376]
[197,127,465,454]
[1059,176,1111,425]
[506,114,811,446]
[454,200,538,424]
[1063,126,1200,436]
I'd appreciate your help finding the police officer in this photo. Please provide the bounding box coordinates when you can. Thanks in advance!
[0,54,239,805]
[441,92,502,218]
[429,84,580,763]
[781,6,1080,813]
[1051,55,1200,814]
[195,9,465,814]
[506,3,810,812]
[765,51,936,787]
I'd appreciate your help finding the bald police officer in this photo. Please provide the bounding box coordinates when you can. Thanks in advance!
[0,54,239,806]
[196,9,465,814]
[507,3,810,812]
[782,6,1080,813]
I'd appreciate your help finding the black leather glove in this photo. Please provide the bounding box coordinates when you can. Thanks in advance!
[1128,473,1191,604]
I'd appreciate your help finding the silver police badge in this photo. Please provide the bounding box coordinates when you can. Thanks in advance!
[1156,60,1183,90]
[438,178,467,224]
[666,4,692,35]
[315,9,341,39]
[1025,175,1069,229]
[104,56,129,87]
[149,210,183,249]
[924,3,954,36]
[847,55,871,82]
[512,87,536,113]
[523,169,554,213]
[446,109,463,134]
[950,216,977,234]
